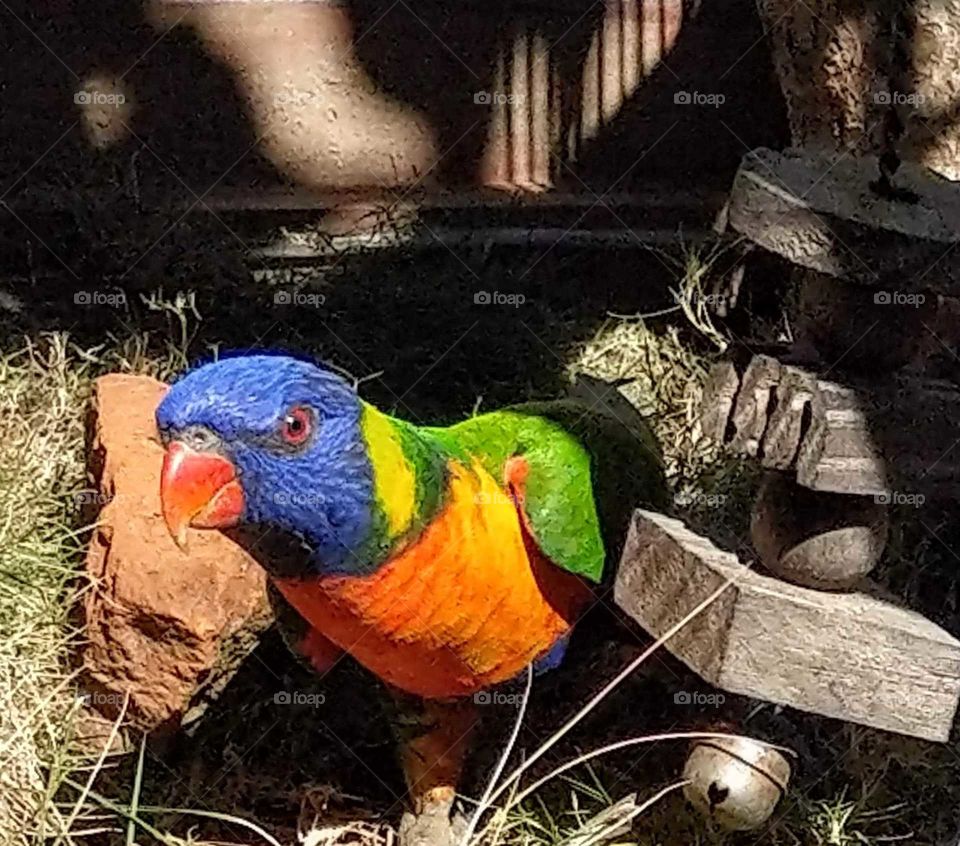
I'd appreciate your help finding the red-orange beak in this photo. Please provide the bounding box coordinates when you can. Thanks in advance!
[160,441,245,549]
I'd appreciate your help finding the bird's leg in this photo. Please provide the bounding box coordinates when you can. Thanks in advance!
[390,691,480,846]
[392,692,480,811]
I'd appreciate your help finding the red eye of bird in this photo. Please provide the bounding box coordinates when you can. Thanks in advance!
[281,406,313,446]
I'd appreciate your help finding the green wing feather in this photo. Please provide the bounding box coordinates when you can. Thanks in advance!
[428,376,667,584]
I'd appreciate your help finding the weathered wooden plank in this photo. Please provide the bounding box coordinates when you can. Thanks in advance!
[701,354,960,499]
[255,226,714,260]
[729,355,781,457]
[175,186,725,215]
[614,510,960,742]
[760,365,815,470]
[699,361,739,444]
[794,381,888,495]
[728,147,960,291]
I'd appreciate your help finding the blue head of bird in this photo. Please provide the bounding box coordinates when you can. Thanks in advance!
[155,354,376,573]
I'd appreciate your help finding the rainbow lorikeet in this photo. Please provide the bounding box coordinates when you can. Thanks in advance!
[155,354,666,833]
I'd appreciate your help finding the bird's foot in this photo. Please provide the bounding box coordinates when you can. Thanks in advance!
[398,791,468,846]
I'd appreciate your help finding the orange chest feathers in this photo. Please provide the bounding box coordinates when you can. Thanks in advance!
[273,462,592,698]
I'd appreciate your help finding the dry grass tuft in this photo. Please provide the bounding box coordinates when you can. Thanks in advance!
[0,334,93,845]
[568,316,757,548]
[0,302,198,844]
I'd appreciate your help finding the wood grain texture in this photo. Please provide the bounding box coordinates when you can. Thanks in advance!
[760,365,815,470]
[701,355,960,499]
[700,360,739,445]
[729,356,781,458]
[614,510,960,741]
[794,380,887,495]
[750,472,887,590]
[728,147,960,291]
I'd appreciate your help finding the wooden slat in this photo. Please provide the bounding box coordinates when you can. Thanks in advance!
[163,186,727,213]
[728,147,960,291]
[760,365,815,470]
[699,360,738,444]
[615,510,960,742]
[254,225,713,259]
[728,355,781,457]
[795,381,887,495]
[701,355,960,499]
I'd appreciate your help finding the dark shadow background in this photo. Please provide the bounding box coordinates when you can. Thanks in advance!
[0,1,786,196]
[0,0,789,410]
